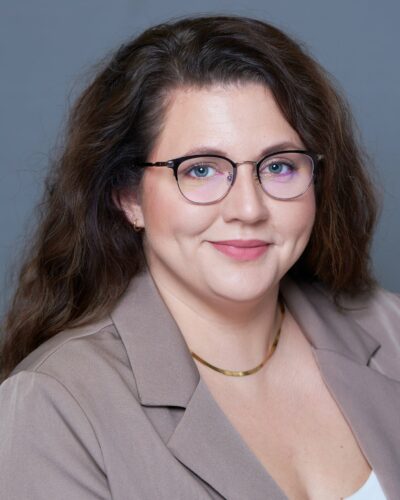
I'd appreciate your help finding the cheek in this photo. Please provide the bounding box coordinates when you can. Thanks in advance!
[296,194,316,241]
[275,191,316,244]
[140,172,217,244]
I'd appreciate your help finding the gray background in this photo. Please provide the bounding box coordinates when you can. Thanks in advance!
[1,0,399,317]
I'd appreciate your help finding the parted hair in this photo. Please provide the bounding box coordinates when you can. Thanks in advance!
[0,15,378,382]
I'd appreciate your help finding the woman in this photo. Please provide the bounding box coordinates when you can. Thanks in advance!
[0,15,399,499]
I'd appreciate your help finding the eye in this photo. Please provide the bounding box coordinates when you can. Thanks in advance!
[178,157,232,181]
[187,164,216,178]
[260,160,295,176]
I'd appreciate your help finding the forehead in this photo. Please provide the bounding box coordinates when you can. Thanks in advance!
[149,83,304,160]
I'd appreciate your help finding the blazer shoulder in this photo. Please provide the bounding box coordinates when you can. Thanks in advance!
[316,283,399,340]
[0,368,112,499]
[5,316,139,402]
[338,286,400,344]
[9,316,114,376]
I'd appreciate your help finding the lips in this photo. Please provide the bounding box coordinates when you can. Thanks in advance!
[209,239,269,261]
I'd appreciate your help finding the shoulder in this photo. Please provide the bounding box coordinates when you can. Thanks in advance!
[283,276,400,352]
[9,316,115,375]
[284,275,400,324]
[303,280,400,378]
[2,314,140,413]
[313,282,400,345]
[9,315,128,373]
[0,319,121,498]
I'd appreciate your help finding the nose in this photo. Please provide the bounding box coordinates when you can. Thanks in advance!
[220,162,270,224]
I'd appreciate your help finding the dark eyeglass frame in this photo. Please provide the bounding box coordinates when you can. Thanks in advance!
[134,149,324,204]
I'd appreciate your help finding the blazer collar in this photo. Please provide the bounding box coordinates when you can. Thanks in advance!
[278,279,400,499]
[279,278,381,365]
[110,270,380,408]
[110,269,200,407]
[110,270,400,499]
[110,269,288,498]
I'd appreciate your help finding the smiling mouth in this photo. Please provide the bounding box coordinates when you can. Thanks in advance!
[209,240,270,261]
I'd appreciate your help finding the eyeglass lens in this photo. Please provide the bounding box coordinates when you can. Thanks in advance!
[176,152,314,203]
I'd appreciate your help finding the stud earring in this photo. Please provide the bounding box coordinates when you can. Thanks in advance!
[133,219,143,232]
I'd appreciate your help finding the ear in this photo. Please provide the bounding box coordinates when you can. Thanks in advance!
[112,188,145,230]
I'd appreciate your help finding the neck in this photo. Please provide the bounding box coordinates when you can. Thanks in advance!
[148,266,282,379]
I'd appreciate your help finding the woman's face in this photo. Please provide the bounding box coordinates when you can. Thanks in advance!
[123,83,316,305]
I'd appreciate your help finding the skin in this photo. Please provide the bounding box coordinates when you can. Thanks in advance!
[119,82,316,387]
[119,83,373,498]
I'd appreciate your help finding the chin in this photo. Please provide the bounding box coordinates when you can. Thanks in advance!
[204,271,280,304]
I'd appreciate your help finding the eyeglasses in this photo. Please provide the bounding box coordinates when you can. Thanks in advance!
[134,150,323,205]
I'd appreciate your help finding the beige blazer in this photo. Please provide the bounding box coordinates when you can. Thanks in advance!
[1,270,399,499]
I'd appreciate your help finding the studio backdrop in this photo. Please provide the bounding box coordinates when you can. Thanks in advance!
[1,0,399,319]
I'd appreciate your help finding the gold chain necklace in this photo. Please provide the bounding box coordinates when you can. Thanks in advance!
[190,296,285,377]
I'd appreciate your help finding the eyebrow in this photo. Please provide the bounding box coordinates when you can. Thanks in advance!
[181,141,305,159]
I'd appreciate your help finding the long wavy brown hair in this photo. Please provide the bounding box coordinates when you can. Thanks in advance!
[0,15,378,382]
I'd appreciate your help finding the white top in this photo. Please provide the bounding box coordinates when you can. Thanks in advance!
[345,471,386,499]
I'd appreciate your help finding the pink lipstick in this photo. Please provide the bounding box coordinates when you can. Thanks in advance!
[209,240,269,261]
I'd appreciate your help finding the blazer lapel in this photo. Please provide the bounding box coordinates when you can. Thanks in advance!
[312,349,400,499]
[111,270,287,499]
[167,376,287,499]
[112,270,400,499]
[281,278,400,499]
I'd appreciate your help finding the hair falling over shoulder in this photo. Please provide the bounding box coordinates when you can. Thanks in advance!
[0,15,379,382]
